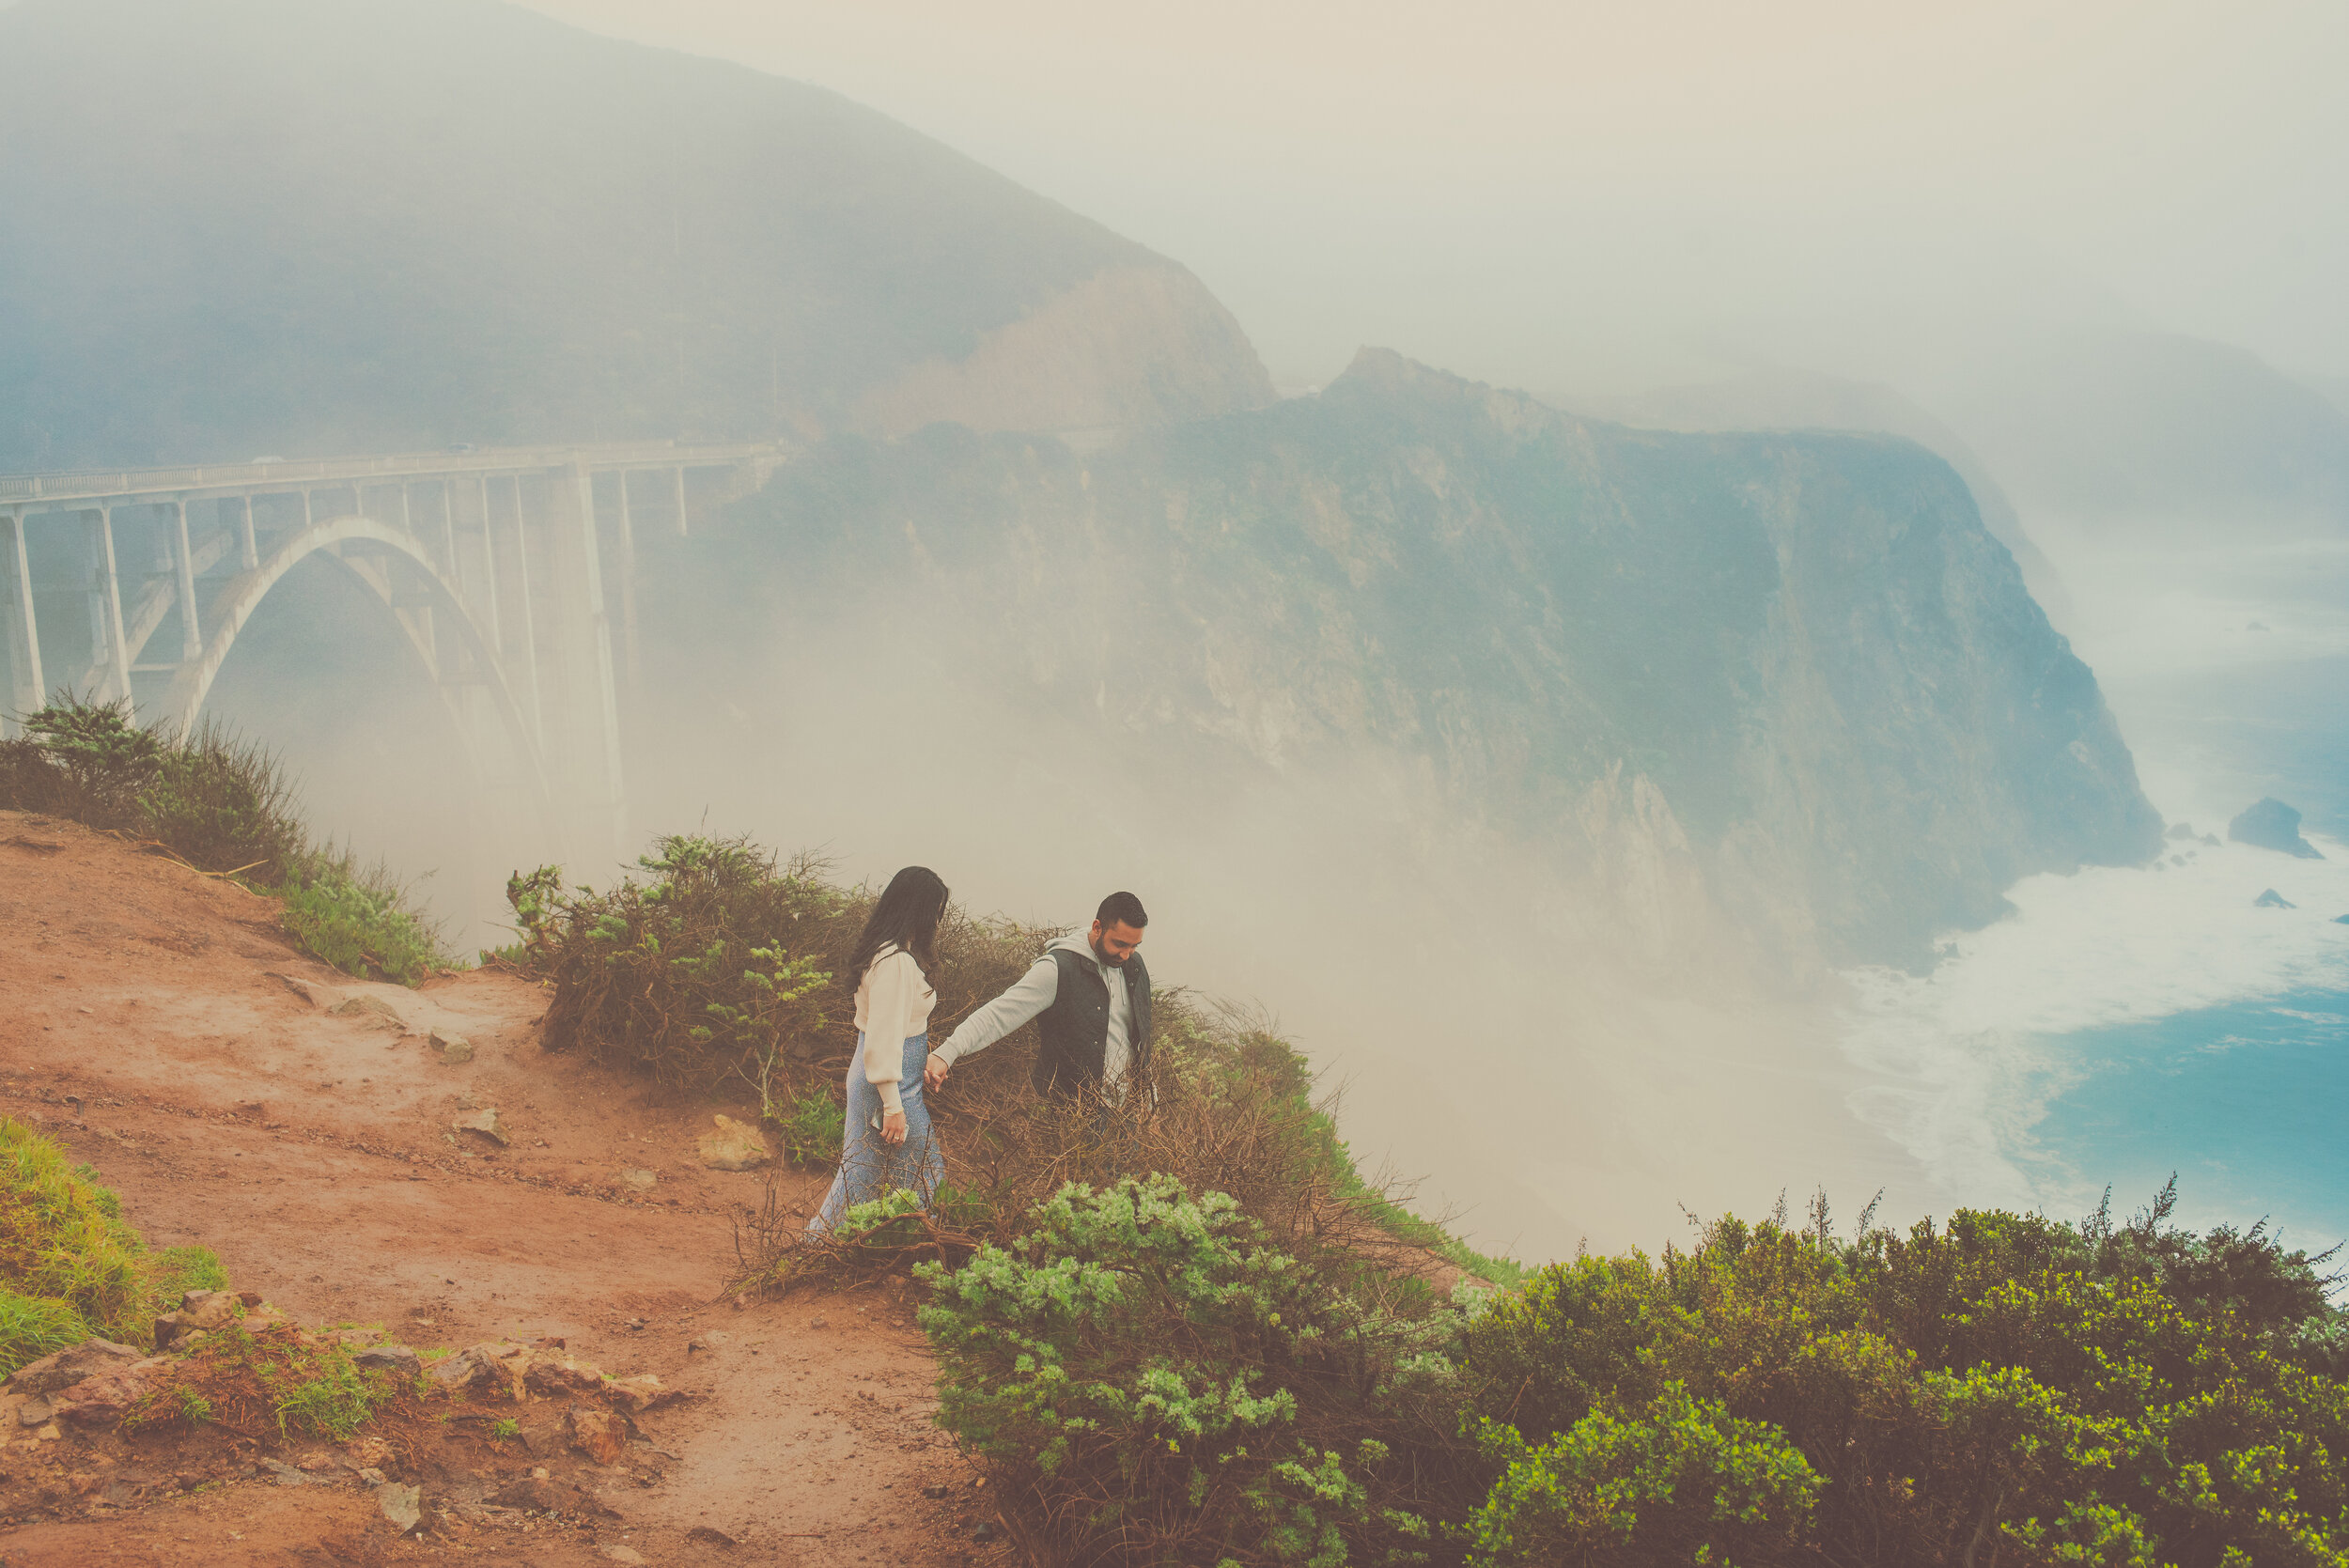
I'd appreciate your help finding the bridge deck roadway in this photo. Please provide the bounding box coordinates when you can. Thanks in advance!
[0,441,784,509]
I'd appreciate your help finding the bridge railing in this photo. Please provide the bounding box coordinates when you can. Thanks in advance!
[0,441,780,505]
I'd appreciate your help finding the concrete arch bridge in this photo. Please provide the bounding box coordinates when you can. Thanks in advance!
[0,443,780,871]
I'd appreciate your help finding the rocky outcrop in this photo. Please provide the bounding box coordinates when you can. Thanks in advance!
[695,349,2162,970]
[2231,798,2325,859]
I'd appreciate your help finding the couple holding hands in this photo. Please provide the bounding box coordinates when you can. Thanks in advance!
[808,866,1153,1234]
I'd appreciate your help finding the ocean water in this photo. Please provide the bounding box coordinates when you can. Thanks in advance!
[1841,539,2349,1255]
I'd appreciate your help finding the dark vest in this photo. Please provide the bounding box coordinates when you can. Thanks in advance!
[1032,947,1153,1098]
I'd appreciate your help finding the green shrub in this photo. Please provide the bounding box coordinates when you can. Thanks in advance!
[515,836,844,1093]
[1459,1191,2349,1565]
[776,1079,844,1167]
[1465,1383,1821,1566]
[918,1175,1478,1567]
[138,723,303,877]
[0,696,448,985]
[271,847,445,986]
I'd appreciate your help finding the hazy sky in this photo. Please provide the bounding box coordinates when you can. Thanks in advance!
[518,0,2349,391]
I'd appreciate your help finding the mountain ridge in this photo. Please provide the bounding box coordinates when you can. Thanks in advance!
[0,0,1271,467]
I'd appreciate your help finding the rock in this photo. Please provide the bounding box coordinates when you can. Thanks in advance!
[2166,821,2197,840]
[808,1315,827,1329]
[973,1519,1002,1542]
[606,1374,678,1415]
[15,1397,50,1427]
[452,1109,508,1145]
[265,972,324,1006]
[568,1402,630,1466]
[330,994,408,1027]
[923,1483,951,1498]
[2255,889,2297,908]
[341,1435,394,1470]
[688,1525,739,1546]
[377,1480,423,1533]
[7,1339,144,1397]
[50,1363,165,1424]
[356,1467,386,1485]
[686,1331,731,1352]
[490,1475,569,1513]
[622,1168,658,1191]
[603,1548,648,1566]
[353,1344,423,1379]
[428,1345,511,1394]
[2230,798,2325,859]
[522,1355,605,1398]
[430,1029,474,1064]
[240,1308,290,1335]
[260,1457,309,1485]
[696,1114,771,1172]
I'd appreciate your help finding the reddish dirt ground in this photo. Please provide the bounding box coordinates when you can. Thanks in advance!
[0,810,1010,1567]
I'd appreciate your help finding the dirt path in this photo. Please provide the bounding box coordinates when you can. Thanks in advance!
[0,810,1004,1567]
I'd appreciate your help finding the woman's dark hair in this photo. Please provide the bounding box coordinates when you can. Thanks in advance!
[848,866,951,988]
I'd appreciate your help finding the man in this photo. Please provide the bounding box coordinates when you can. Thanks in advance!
[925,892,1152,1101]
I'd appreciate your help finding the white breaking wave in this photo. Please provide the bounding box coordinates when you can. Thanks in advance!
[1837,831,2349,1216]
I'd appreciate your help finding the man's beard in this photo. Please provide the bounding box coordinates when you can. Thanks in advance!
[1091,939,1128,968]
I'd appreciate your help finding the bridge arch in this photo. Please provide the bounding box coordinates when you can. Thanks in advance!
[163,510,555,834]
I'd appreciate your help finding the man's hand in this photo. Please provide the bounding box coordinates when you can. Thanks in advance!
[924,1051,951,1092]
[881,1108,908,1145]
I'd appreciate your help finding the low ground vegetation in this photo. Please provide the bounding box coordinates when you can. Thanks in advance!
[0,1117,226,1375]
[0,696,445,983]
[499,828,2349,1563]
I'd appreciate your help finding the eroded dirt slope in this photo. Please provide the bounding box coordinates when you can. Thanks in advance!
[0,810,1001,1567]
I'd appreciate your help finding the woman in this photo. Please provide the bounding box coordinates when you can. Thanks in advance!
[807,865,949,1235]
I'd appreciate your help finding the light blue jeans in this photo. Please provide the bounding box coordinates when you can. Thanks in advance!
[807,1032,942,1235]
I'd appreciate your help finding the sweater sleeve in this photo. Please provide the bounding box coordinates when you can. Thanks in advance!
[863,951,920,1115]
[937,955,1061,1066]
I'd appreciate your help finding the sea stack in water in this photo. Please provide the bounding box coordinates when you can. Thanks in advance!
[2254,889,2296,909]
[2230,798,2324,859]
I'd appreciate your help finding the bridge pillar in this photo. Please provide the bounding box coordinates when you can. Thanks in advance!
[169,498,201,662]
[234,495,258,570]
[505,476,544,744]
[539,462,628,864]
[672,465,689,537]
[2,508,41,731]
[613,472,640,692]
[86,506,132,706]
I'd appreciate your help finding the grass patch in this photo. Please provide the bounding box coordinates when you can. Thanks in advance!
[128,1323,397,1440]
[0,1289,94,1373]
[0,695,448,985]
[774,1080,843,1168]
[149,1245,230,1304]
[0,1119,149,1361]
[0,1120,249,1373]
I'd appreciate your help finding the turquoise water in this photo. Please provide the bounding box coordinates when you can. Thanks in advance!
[2027,653,2349,1250]
[2028,991,2348,1250]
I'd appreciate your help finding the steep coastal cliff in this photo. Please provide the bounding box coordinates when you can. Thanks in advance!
[685,349,2160,970]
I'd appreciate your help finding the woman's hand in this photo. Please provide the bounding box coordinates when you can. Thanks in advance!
[881,1109,908,1145]
[924,1051,951,1092]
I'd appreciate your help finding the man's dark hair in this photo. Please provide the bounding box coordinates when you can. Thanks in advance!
[1097,891,1148,930]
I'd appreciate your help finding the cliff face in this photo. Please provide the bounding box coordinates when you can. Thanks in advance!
[0,0,1272,467]
[694,349,2162,970]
